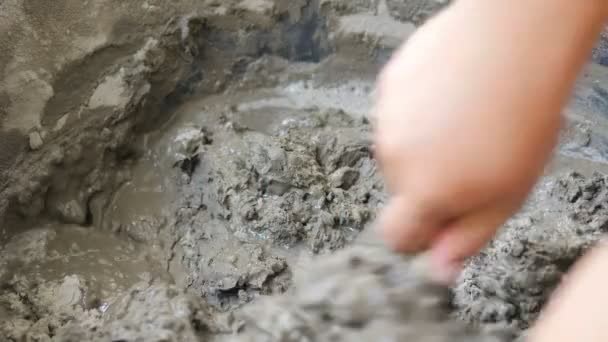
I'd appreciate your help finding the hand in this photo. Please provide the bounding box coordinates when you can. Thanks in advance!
[371,0,599,283]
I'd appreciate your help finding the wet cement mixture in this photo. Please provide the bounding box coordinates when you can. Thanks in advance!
[3,0,608,341]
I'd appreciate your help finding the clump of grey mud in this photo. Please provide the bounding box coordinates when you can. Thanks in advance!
[233,241,515,342]
[2,0,608,341]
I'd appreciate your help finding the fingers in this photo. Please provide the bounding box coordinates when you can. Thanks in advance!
[377,195,443,254]
[430,198,521,283]
[378,191,521,285]
[432,217,499,268]
[428,257,462,285]
[429,220,497,284]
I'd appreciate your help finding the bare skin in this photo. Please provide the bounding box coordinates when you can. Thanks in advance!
[375,0,607,279]
[528,243,608,341]
[374,0,608,340]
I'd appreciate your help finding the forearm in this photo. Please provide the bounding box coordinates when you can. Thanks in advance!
[529,244,608,341]
[377,0,608,212]
[386,0,608,186]
[450,0,608,112]
[432,0,607,121]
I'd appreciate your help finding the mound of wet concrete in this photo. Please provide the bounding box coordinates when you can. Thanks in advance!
[233,244,515,342]
[3,0,608,341]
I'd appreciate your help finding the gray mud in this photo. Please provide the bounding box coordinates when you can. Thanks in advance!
[3,0,608,341]
[232,241,515,342]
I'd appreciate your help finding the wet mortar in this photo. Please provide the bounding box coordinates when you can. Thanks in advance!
[3,1,608,341]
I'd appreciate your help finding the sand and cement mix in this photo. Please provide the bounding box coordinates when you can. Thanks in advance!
[2,1,608,341]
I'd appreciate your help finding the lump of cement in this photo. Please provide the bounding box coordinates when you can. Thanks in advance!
[0,275,88,341]
[453,172,606,330]
[54,283,221,342]
[28,131,44,150]
[174,218,292,311]
[231,244,515,342]
[197,111,385,253]
[0,230,81,341]
[593,28,608,66]
[385,0,449,25]
[555,172,608,230]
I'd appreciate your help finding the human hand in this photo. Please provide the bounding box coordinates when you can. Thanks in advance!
[372,0,601,283]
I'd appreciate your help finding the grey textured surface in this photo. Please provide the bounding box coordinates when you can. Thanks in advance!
[2,0,608,341]
[232,244,515,342]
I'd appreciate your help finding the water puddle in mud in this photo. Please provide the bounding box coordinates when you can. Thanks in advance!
[101,154,177,245]
[0,223,169,310]
[76,66,381,294]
